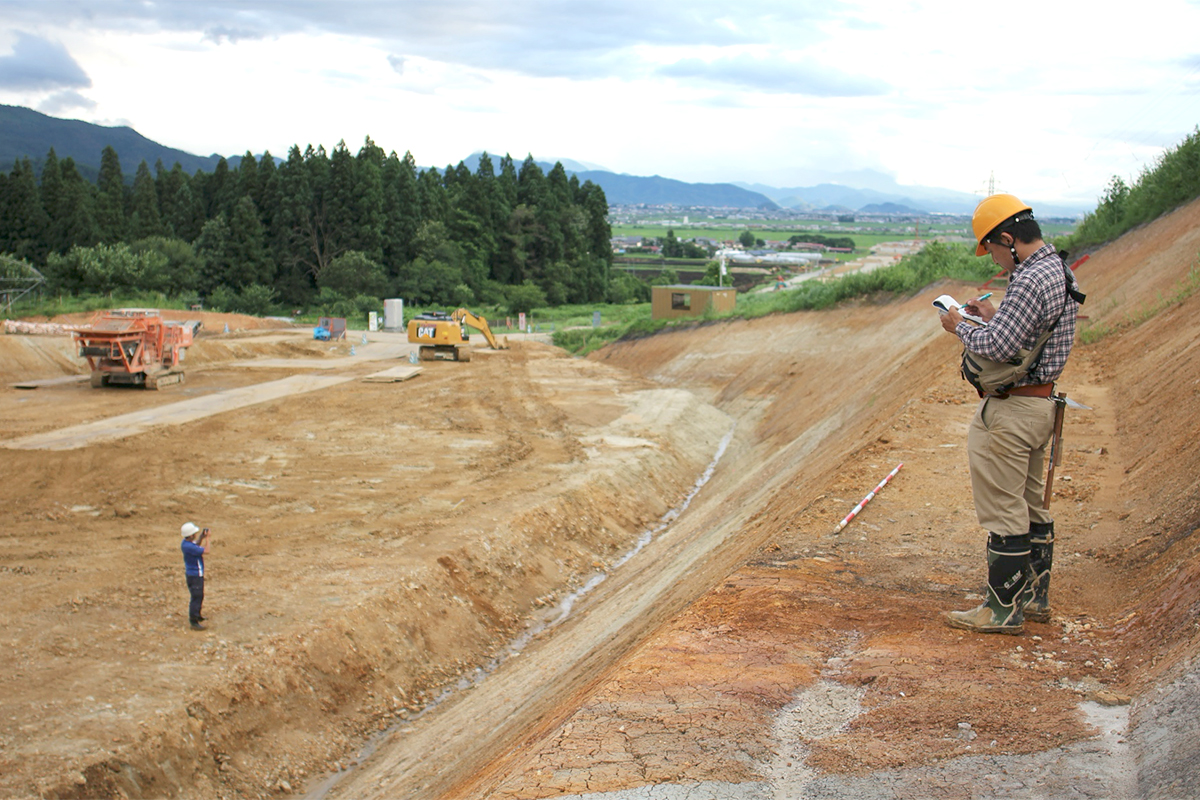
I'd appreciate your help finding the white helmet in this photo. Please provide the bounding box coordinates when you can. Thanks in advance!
[181,522,201,538]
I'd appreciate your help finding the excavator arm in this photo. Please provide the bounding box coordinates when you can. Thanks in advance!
[451,308,508,350]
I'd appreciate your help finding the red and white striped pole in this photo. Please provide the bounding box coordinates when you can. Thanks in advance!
[833,463,903,534]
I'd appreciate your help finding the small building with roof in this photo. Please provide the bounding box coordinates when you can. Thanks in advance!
[651,284,737,321]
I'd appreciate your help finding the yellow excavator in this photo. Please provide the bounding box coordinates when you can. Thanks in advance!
[407,308,509,362]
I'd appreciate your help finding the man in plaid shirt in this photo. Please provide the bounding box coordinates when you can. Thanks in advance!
[938,193,1084,634]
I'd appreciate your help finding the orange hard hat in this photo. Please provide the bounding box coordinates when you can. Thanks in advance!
[971,193,1032,256]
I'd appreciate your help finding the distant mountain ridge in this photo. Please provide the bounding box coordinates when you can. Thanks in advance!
[459,153,777,208]
[0,104,1085,215]
[737,176,1086,218]
[0,104,231,181]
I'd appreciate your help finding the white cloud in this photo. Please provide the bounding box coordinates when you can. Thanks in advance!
[658,53,889,97]
[1,0,1198,208]
[36,89,97,114]
[0,31,91,91]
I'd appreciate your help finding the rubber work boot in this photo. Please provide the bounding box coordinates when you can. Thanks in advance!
[945,533,1030,635]
[1023,521,1055,623]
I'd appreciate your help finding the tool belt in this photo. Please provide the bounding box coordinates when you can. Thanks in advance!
[995,382,1055,399]
[961,327,1053,397]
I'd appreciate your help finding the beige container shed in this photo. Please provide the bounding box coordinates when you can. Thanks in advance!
[651,285,737,321]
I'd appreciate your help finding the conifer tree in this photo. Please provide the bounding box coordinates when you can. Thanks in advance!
[380,151,421,273]
[236,151,260,208]
[417,167,449,226]
[0,158,50,262]
[56,158,99,250]
[256,151,279,240]
[39,148,65,254]
[168,171,205,243]
[129,160,165,240]
[226,195,271,288]
[446,157,494,294]
[95,146,127,243]
[206,156,237,219]
[352,137,385,262]
[326,140,358,261]
[194,212,232,295]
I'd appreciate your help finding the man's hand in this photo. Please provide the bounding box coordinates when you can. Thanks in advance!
[940,306,963,333]
[963,298,997,322]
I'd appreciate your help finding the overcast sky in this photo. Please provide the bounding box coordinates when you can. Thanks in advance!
[1,0,1199,210]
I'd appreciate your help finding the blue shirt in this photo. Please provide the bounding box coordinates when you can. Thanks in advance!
[182,539,205,577]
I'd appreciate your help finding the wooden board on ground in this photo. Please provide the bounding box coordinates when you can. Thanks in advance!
[362,365,423,383]
[1,374,355,451]
[10,374,89,389]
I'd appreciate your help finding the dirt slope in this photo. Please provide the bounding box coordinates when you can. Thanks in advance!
[2,198,1199,800]
[448,199,1200,800]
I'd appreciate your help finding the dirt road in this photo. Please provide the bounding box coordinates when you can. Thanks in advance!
[2,199,1199,800]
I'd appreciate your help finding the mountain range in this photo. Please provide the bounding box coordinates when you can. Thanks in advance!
[1,104,1087,217]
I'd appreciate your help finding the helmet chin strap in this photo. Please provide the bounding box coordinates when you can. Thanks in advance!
[1003,211,1034,269]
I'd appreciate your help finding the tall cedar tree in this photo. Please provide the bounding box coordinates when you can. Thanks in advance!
[1,158,50,262]
[94,146,128,244]
[39,149,66,254]
[129,160,165,240]
[56,158,100,250]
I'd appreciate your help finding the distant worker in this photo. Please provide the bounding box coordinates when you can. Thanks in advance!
[938,193,1085,634]
[180,522,212,631]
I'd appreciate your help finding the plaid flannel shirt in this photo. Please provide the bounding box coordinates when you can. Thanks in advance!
[956,244,1080,387]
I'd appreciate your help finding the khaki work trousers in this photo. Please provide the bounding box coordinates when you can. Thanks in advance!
[967,395,1056,538]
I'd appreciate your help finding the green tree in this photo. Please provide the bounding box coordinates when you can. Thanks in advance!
[226,195,271,288]
[236,151,260,208]
[662,228,682,258]
[0,158,50,263]
[504,280,548,314]
[129,160,165,240]
[417,167,449,225]
[318,250,387,298]
[56,158,99,250]
[351,137,385,261]
[45,243,170,295]
[255,150,279,248]
[738,230,756,248]
[381,150,421,278]
[209,283,277,315]
[576,181,611,302]
[130,236,200,294]
[39,148,66,254]
[195,213,232,295]
[271,145,319,305]
[94,146,127,244]
[651,267,679,286]
[606,270,649,304]
[693,260,723,286]
[445,158,493,295]
[325,140,357,261]
[204,156,237,219]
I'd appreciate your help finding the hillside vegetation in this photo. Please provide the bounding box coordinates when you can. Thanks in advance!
[1064,126,1200,249]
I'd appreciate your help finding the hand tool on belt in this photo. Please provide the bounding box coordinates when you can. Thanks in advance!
[1042,393,1069,509]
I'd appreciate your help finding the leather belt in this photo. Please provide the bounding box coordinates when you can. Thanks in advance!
[996,383,1055,398]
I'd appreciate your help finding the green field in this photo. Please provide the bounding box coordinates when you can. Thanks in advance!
[611,224,964,251]
[610,219,1076,249]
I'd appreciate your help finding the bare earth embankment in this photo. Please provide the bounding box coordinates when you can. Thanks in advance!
[2,197,1199,800]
